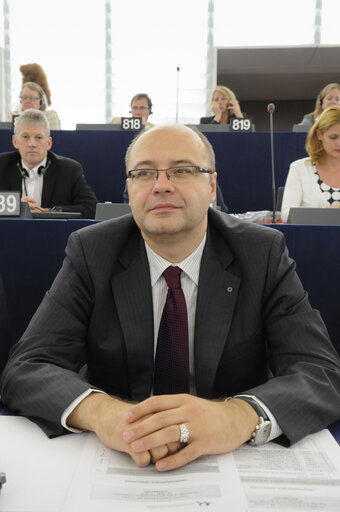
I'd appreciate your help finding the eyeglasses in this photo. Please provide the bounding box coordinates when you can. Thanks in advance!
[128,165,213,184]
[130,106,149,112]
[20,95,40,101]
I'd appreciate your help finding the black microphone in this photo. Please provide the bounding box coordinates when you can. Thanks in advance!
[16,162,28,196]
[176,66,180,123]
[267,103,276,223]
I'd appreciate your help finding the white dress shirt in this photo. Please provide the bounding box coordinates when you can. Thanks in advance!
[21,157,47,207]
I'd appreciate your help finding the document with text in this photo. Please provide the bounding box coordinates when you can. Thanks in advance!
[61,433,247,511]
[62,429,340,512]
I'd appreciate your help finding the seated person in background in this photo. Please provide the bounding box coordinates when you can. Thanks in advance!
[281,105,340,222]
[19,62,53,108]
[0,109,97,218]
[297,82,340,130]
[111,93,154,129]
[1,124,340,473]
[7,81,61,130]
[200,85,247,125]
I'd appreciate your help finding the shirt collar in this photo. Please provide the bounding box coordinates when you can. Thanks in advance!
[22,156,48,175]
[145,233,207,287]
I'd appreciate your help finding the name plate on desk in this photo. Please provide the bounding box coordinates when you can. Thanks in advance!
[230,118,253,132]
[0,192,20,216]
[287,207,340,225]
[120,117,142,130]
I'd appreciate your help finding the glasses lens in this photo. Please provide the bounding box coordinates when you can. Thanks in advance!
[131,169,157,182]
[168,167,196,181]
[21,96,39,101]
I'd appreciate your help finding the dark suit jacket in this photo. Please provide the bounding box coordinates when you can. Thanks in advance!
[2,209,340,443]
[0,151,97,218]
[0,273,11,376]
[199,114,248,124]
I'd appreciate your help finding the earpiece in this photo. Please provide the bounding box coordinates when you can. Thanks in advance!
[16,162,28,178]
[37,160,51,176]
[318,95,322,107]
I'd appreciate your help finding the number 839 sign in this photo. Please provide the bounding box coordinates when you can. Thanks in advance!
[0,192,20,216]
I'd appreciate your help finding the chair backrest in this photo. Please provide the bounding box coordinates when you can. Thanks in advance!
[0,273,11,375]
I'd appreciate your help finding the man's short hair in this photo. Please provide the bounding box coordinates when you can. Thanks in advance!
[14,109,51,137]
[130,93,153,112]
[125,125,216,173]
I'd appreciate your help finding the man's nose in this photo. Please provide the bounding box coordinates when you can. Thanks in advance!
[152,171,174,191]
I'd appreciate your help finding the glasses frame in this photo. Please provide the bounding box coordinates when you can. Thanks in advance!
[127,165,213,183]
[130,106,150,112]
[20,95,40,102]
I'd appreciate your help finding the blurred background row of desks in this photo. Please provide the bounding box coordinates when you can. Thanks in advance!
[0,129,307,213]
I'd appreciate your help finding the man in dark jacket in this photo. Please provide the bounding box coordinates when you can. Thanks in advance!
[0,109,97,218]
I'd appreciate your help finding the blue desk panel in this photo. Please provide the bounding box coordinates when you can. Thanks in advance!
[0,129,308,214]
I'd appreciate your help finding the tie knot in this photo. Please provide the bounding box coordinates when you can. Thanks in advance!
[163,266,182,289]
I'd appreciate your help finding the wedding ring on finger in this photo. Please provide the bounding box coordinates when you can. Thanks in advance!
[179,423,190,444]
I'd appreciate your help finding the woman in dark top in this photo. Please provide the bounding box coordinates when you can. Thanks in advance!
[298,82,340,130]
[200,85,247,125]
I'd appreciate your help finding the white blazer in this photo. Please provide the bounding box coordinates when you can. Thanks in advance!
[281,157,338,222]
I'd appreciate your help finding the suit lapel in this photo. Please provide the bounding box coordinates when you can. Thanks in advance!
[111,235,154,400]
[194,227,240,398]
[9,161,22,193]
[41,161,56,206]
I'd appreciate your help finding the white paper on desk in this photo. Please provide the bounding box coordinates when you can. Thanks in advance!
[234,429,340,511]
[61,433,247,511]
[0,416,86,512]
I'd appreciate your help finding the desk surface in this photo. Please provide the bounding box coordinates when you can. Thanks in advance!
[1,416,340,511]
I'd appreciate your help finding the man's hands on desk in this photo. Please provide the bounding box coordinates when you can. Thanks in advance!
[67,393,258,472]
[21,196,50,212]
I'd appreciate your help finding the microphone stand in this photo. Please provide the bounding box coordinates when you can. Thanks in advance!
[176,66,180,123]
[268,104,276,223]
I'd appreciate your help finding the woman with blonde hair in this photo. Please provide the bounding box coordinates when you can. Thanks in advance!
[200,85,247,124]
[8,81,61,130]
[281,105,340,221]
[298,82,340,130]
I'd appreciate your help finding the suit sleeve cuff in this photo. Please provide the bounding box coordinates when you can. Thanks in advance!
[234,394,282,442]
[61,388,106,432]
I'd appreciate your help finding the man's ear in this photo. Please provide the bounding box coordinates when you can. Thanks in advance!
[12,134,18,149]
[210,172,217,204]
[47,137,52,150]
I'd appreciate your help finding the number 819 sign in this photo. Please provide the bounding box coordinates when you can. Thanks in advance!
[0,192,20,216]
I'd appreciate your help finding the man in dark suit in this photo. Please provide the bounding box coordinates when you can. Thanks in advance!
[1,125,340,472]
[0,109,97,218]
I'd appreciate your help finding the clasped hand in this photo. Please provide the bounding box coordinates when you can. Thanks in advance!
[122,394,258,471]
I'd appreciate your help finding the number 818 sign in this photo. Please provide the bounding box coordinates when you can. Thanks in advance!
[0,192,20,216]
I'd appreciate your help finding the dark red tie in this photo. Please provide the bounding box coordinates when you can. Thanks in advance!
[153,266,190,395]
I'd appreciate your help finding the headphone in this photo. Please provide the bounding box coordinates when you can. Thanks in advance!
[16,160,51,196]
[17,159,51,177]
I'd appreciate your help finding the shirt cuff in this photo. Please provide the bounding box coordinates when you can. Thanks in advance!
[61,388,106,433]
[234,394,283,443]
